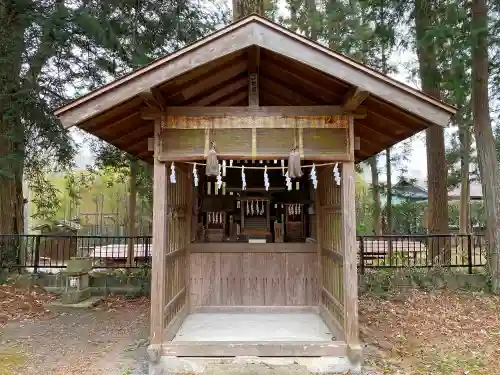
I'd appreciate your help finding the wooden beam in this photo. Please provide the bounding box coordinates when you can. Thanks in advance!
[343,87,369,111]
[342,120,360,351]
[248,46,260,107]
[139,88,165,109]
[248,46,260,74]
[142,105,364,118]
[150,119,168,347]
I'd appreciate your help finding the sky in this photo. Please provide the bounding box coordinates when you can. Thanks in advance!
[70,0,436,186]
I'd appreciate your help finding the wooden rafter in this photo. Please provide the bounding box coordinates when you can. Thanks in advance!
[259,76,316,105]
[192,77,247,106]
[215,90,247,106]
[343,87,369,111]
[178,60,247,101]
[139,88,166,110]
[260,60,341,104]
[89,112,141,133]
[354,121,399,143]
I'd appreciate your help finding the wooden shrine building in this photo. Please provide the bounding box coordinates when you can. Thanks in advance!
[55,15,456,374]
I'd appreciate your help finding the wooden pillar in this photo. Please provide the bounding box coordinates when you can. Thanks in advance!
[342,117,361,365]
[148,118,168,362]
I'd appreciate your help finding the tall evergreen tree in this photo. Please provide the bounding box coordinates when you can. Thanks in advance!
[470,0,500,290]
[414,0,450,261]
[0,0,225,234]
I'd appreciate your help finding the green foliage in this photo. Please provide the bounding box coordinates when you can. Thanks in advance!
[0,0,227,233]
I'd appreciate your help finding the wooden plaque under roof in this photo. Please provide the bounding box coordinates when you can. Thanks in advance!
[160,115,349,161]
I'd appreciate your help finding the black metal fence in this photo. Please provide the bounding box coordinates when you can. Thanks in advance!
[358,233,487,274]
[0,233,488,274]
[0,234,152,273]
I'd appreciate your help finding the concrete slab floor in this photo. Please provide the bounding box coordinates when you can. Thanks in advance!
[173,313,334,342]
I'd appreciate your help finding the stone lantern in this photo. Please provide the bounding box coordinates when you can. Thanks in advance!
[61,257,92,304]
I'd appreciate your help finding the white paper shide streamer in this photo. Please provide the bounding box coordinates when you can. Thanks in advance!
[193,163,199,187]
[241,165,247,190]
[264,165,270,191]
[170,162,176,184]
[311,163,317,189]
[285,170,292,191]
[333,163,341,185]
[216,163,223,190]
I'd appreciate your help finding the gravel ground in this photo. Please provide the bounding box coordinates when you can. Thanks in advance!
[0,295,383,375]
[0,303,150,375]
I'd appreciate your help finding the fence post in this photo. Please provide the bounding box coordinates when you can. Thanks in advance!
[33,236,41,274]
[359,236,365,275]
[467,233,473,274]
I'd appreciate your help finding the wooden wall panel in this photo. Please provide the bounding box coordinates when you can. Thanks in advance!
[162,129,205,159]
[317,166,345,335]
[163,167,190,334]
[189,248,317,307]
[302,128,348,157]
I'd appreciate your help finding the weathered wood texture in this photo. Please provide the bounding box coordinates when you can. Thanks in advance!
[189,245,319,307]
[341,160,359,346]
[162,341,348,357]
[160,117,348,161]
[317,165,345,337]
[163,166,190,332]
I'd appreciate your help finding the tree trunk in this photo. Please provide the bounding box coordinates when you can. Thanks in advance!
[471,0,500,290]
[127,159,138,268]
[233,0,265,21]
[369,156,382,235]
[458,120,471,234]
[0,4,25,239]
[385,148,392,234]
[415,0,450,263]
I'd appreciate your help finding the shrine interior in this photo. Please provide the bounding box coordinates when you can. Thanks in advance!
[193,159,324,244]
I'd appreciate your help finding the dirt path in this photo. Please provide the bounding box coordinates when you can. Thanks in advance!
[0,299,150,375]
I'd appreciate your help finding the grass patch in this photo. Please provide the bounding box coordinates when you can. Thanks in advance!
[0,347,28,375]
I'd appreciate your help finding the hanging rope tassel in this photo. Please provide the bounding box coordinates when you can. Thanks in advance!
[193,163,199,187]
[206,142,219,177]
[311,163,317,189]
[333,162,341,185]
[170,162,176,184]
[241,165,247,190]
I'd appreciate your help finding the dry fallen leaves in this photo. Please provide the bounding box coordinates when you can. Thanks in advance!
[360,290,500,375]
[91,295,149,312]
[0,284,56,327]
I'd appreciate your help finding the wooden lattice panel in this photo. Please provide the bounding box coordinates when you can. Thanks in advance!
[317,165,345,332]
[163,167,190,329]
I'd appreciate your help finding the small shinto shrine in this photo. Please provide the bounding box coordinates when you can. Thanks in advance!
[54,15,456,374]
